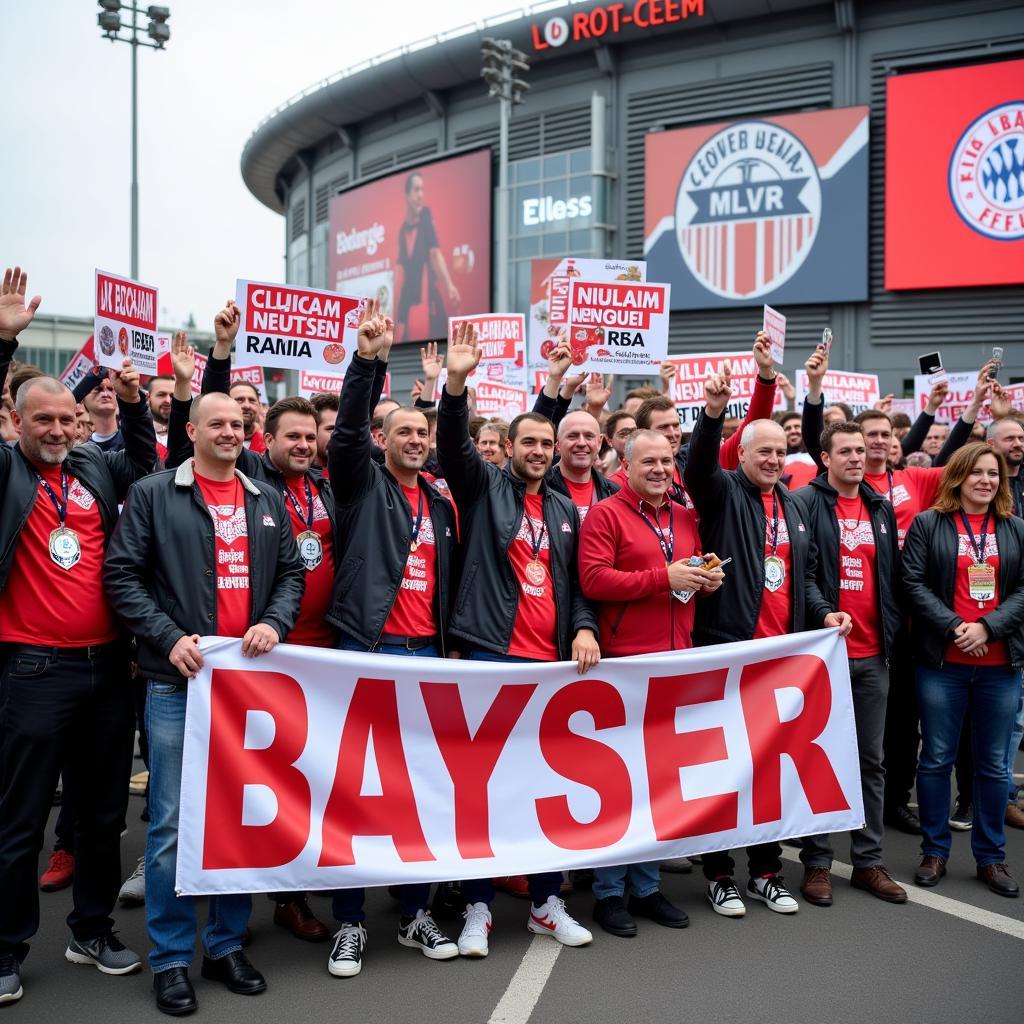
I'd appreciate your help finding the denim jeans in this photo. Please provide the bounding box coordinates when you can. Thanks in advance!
[333,637,438,921]
[915,663,1020,867]
[593,862,660,900]
[145,680,252,972]
[1007,674,1024,801]
[462,648,563,905]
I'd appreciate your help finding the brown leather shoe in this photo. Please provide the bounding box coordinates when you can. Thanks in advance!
[1006,802,1024,830]
[800,866,833,907]
[914,855,947,887]
[273,896,330,942]
[977,863,1020,898]
[850,865,907,903]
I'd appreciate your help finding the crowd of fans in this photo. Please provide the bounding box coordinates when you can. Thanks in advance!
[1,264,1022,1014]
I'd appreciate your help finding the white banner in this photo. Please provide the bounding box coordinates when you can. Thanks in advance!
[913,372,989,424]
[176,630,863,895]
[794,369,880,414]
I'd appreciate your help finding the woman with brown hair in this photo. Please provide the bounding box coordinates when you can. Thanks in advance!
[902,442,1024,897]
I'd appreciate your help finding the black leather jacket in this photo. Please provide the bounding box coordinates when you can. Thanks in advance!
[901,508,1024,668]
[326,354,457,650]
[792,476,902,660]
[683,408,824,645]
[437,386,597,658]
[103,460,305,681]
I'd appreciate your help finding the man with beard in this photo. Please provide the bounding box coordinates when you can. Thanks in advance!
[104,389,304,1015]
[0,266,157,1006]
[437,320,600,958]
[322,300,460,977]
[146,374,174,460]
[310,393,339,473]
[79,377,124,452]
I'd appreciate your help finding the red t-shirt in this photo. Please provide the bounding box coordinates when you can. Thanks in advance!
[945,512,1008,666]
[564,476,596,523]
[282,475,336,647]
[0,464,118,646]
[754,490,793,639]
[196,471,251,638]
[508,492,558,661]
[863,467,942,549]
[835,495,882,658]
[382,484,439,639]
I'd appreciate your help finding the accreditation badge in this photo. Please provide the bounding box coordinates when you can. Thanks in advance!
[524,559,547,586]
[764,554,786,593]
[49,527,81,571]
[296,530,323,572]
[967,562,996,606]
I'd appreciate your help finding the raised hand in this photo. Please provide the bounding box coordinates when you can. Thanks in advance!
[873,393,894,414]
[752,330,775,377]
[705,364,733,419]
[547,340,573,380]
[356,298,389,360]
[420,340,444,382]
[659,360,678,394]
[445,318,481,388]
[213,299,240,358]
[990,382,1013,420]
[0,266,42,341]
[775,371,796,403]
[410,379,425,403]
[585,372,613,413]
[110,358,141,403]
[560,370,590,401]
[925,380,949,415]
[169,331,195,383]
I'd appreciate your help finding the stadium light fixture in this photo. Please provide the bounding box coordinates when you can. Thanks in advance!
[96,2,171,279]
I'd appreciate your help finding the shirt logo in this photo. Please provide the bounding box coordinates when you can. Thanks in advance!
[560,521,572,533]
[67,478,96,511]
[517,514,552,550]
[838,519,875,553]
[209,505,248,545]
[957,533,998,560]
[262,514,275,527]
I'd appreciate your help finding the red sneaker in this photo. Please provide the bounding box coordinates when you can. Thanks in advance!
[40,850,75,892]
[492,875,530,899]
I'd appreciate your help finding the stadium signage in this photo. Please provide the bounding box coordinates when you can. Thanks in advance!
[531,0,704,51]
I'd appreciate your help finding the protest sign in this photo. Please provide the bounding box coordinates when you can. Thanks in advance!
[60,336,95,390]
[234,279,361,373]
[663,351,785,430]
[762,305,786,364]
[176,630,862,895]
[794,369,880,414]
[230,365,268,404]
[890,398,917,420]
[94,269,158,374]
[565,280,670,373]
[444,313,528,415]
[297,369,391,400]
[913,372,989,424]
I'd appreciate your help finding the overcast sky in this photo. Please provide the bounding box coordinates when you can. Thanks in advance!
[6,0,524,329]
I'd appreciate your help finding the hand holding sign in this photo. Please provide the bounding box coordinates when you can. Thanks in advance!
[752,330,775,379]
[213,300,240,358]
[0,266,42,341]
[705,363,733,419]
[110,358,140,403]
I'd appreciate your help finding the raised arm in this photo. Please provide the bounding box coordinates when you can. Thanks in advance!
[164,331,195,470]
[801,347,828,469]
[900,381,946,456]
[721,331,777,470]
[201,300,239,395]
[104,358,159,495]
[682,368,733,519]
[935,365,995,467]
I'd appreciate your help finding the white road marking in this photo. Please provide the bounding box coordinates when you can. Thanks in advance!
[781,849,1024,940]
[487,936,562,1024]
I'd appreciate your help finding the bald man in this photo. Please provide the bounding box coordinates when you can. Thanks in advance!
[543,409,619,522]
[684,373,840,920]
[0,266,158,1003]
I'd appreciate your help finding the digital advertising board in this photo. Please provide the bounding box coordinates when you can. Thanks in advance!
[644,107,869,309]
[328,149,492,345]
[885,59,1024,290]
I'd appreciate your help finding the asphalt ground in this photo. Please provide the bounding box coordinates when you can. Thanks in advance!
[11,750,1024,1023]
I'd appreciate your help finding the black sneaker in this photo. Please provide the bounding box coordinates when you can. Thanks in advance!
[0,955,22,1004]
[949,799,973,831]
[327,923,366,977]
[397,911,457,960]
[592,895,637,937]
[430,881,463,920]
[65,933,142,975]
[628,890,689,928]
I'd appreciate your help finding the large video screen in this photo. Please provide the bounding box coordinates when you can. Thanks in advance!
[328,149,492,344]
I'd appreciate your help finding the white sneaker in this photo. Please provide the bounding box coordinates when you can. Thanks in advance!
[747,875,799,914]
[397,910,457,960]
[526,896,592,946]
[328,923,366,977]
[457,902,492,958]
[118,857,145,907]
[707,878,746,917]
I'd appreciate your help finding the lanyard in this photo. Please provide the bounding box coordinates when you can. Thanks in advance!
[409,486,425,547]
[766,490,780,556]
[959,510,991,565]
[523,502,547,560]
[885,469,895,505]
[282,475,315,531]
[37,466,70,526]
[638,500,674,564]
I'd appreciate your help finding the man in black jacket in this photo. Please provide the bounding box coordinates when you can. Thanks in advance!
[546,409,619,520]
[321,303,461,975]
[683,367,848,919]
[0,267,157,1005]
[792,421,907,907]
[437,321,600,956]
[103,390,304,1016]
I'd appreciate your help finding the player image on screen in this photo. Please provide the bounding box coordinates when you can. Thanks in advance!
[394,171,461,343]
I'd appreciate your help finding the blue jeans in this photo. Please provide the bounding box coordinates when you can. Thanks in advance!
[145,681,252,972]
[593,862,660,900]
[915,664,1020,867]
[334,637,437,920]
[1007,674,1024,800]
[462,648,563,906]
